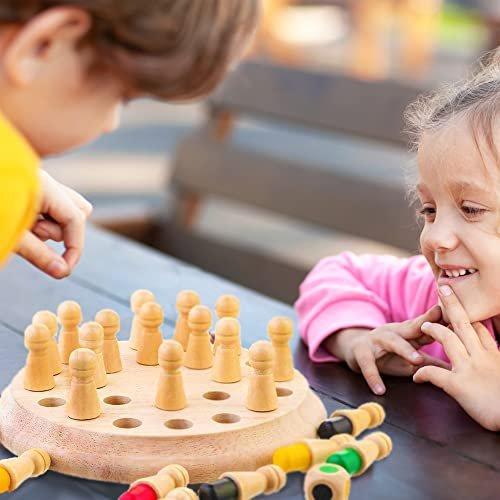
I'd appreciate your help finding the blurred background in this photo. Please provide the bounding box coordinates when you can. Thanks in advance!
[45,0,500,303]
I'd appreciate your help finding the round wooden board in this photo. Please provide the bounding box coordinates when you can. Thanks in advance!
[0,341,326,484]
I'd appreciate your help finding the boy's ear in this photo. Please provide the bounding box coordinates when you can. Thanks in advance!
[3,7,92,86]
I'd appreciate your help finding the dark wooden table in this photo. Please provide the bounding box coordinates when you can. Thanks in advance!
[0,226,498,499]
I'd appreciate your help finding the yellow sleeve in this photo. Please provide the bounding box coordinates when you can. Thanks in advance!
[0,114,40,266]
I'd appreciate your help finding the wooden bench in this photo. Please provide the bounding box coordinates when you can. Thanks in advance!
[149,60,429,303]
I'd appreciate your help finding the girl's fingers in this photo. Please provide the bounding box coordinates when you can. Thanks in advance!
[419,352,451,370]
[413,365,451,391]
[401,305,442,339]
[472,322,498,351]
[420,322,468,365]
[15,232,70,279]
[355,345,386,395]
[379,332,423,365]
[438,285,480,355]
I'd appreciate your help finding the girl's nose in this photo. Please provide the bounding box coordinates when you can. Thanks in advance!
[421,216,460,253]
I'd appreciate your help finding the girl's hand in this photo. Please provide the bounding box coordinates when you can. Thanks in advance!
[414,285,500,432]
[327,305,449,395]
[16,170,92,279]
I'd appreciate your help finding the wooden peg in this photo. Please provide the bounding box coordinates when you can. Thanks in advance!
[156,340,187,411]
[184,305,213,369]
[165,487,199,499]
[95,309,122,373]
[214,294,241,355]
[272,434,356,473]
[324,402,386,438]
[66,348,101,420]
[32,310,62,375]
[245,341,277,412]
[304,463,351,500]
[129,464,190,499]
[221,464,286,500]
[79,322,107,388]
[129,289,155,350]
[24,324,55,392]
[136,302,164,366]
[57,300,82,364]
[348,431,392,476]
[212,317,241,383]
[174,290,201,350]
[0,448,51,493]
[267,316,294,382]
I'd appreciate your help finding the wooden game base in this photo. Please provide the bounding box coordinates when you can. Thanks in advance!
[0,341,326,484]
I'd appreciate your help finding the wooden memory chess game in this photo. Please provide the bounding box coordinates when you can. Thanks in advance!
[0,292,327,485]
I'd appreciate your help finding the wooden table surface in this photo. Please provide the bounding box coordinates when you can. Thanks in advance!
[0,226,498,500]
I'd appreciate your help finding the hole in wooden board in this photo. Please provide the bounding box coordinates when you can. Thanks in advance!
[38,397,65,407]
[276,387,293,397]
[212,413,240,424]
[103,395,131,405]
[113,418,142,429]
[203,391,230,401]
[165,419,193,430]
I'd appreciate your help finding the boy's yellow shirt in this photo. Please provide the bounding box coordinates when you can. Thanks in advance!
[0,113,40,266]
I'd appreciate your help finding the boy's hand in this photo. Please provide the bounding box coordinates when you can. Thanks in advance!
[16,170,92,279]
[327,305,448,395]
[414,286,500,431]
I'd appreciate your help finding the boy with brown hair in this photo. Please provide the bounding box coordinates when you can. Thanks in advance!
[0,0,259,277]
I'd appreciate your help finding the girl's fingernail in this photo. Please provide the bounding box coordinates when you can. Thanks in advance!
[421,321,431,330]
[411,352,423,361]
[374,384,385,395]
[439,285,453,296]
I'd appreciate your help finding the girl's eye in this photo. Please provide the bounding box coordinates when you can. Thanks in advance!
[462,205,486,217]
[417,206,435,220]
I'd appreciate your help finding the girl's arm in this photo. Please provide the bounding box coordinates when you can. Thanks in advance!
[295,252,437,362]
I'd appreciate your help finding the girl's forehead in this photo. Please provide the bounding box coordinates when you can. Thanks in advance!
[417,121,499,198]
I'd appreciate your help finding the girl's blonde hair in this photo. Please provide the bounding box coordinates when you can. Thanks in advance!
[404,50,500,206]
[0,0,260,100]
[405,50,500,157]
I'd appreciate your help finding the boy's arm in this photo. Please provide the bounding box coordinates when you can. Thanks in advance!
[16,170,92,278]
[295,252,436,362]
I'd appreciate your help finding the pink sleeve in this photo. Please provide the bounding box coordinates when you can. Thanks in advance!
[295,252,437,362]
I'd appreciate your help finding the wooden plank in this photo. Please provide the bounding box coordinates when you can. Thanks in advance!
[150,221,308,304]
[172,132,421,251]
[211,60,426,146]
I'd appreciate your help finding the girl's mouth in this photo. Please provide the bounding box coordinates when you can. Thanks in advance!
[437,268,478,285]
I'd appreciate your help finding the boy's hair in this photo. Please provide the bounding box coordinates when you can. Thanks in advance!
[0,0,260,100]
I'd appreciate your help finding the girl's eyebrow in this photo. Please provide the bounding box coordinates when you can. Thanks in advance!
[417,180,491,196]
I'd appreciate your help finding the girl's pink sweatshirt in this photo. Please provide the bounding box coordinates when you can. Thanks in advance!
[295,252,496,363]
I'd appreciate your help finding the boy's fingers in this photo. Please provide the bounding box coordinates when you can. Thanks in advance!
[61,210,86,270]
[413,365,451,391]
[32,219,64,242]
[379,332,423,365]
[472,322,498,351]
[63,185,93,216]
[420,322,467,365]
[355,346,386,395]
[438,286,479,355]
[16,232,70,279]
